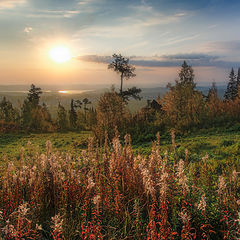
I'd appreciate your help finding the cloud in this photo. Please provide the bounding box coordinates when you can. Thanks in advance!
[24,26,32,33]
[78,0,103,5]
[77,53,240,68]
[126,2,191,27]
[78,55,112,63]
[26,9,82,18]
[0,0,25,9]
[202,41,240,54]
[162,53,218,60]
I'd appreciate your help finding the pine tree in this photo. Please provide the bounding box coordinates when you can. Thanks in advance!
[207,82,218,102]
[21,84,54,132]
[69,99,77,129]
[27,84,42,106]
[82,98,91,121]
[0,97,19,122]
[57,103,68,131]
[178,61,195,88]
[224,68,238,100]
[162,62,204,129]
[237,67,240,96]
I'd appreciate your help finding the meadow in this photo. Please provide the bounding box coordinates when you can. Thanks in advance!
[1,128,240,162]
[0,129,239,239]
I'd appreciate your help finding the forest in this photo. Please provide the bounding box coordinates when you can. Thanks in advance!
[0,56,240,142]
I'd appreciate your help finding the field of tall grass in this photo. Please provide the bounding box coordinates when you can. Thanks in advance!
[0,132,239,239]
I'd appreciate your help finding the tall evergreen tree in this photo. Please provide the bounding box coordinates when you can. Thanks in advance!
[178,61,195,88]
[162,61,204,129]
[69,99,77,129]
[21,84,53,132]
[82,98,91,121]
[237,67,240,96]
[57,103,68,131]
[224,68,238,100]
[207,82,218,102]
[0,97,19,122]
[27,84,43,106]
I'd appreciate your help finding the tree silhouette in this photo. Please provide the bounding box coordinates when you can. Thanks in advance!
[237,67,240,96]
[108,54,136,95]
[207,82,218,102]
[69,99,77,129]
[57,103,68,131]
[224,68,237,100]
[108,53,141,101]
[82,98,91,121]
[27,84,42,106]
[178,61,195,88]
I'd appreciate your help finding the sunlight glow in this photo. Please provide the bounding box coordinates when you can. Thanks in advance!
[58,90,69,94]
[49,46,71,63]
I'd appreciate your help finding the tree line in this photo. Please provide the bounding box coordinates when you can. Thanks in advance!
[94,56,240,142]
[1,54,240,141]
[0,84,96,133]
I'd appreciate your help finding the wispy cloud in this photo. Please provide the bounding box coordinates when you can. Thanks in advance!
[202,40,240,54]
[24,26,32,33]
[73,6,190,41]
[126,2,191,27]
[78,0,104,5]
[77,53,240,68]
[26,9,82,18]
[0,0,26,9]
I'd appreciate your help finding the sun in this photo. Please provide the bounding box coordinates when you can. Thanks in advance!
[49,46,71,63]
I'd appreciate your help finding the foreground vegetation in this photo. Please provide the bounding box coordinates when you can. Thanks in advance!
[0,132,239,239]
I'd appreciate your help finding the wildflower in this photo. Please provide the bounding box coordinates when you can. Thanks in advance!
[51,214,63,234]
[93,195,101,205]
[232,169,238,183]
[217,176,226,196]
[18,202,29,216]
[159,170,168,200]
[176,159,189,195]
[87,175,95,189]
[112,136,121,156]
[179,209,191,225]
[93,195,101,213]
[2,224,16,237]
[140,166,155,198]
[198,193,207,212]
[36,224,42,231]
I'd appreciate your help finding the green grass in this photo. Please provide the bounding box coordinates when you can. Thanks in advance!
[0,131,92,159]
[1,129,240,172]
[133,129,240,168]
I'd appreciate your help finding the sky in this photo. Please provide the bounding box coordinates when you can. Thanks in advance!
[1,0,240,87]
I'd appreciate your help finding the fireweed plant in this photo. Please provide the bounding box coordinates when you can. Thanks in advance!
[0,133,239,239]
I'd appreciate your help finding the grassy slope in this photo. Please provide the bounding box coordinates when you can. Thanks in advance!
[0,129,239,169]
[134,129,240,169]
[0,131,92,159]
